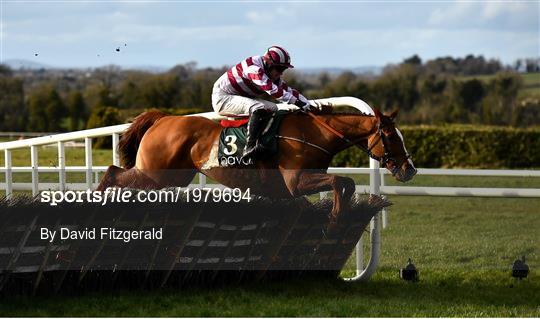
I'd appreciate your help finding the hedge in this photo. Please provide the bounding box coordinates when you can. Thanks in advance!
[330,124,540,169]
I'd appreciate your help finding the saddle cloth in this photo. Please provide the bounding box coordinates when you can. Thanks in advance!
[217,111,287,167]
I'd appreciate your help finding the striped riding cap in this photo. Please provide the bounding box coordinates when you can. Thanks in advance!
[264,46,294,68]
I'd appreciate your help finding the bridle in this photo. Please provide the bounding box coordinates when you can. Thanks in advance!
[303,111,404,169]
[366,122,393,167]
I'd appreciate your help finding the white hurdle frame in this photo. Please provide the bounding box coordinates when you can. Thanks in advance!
[1,124,129,198]
[2,124,540,282]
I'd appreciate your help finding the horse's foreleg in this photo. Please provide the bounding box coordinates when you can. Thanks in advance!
[324,176,355,220]
[326,175,355,230]
[284,171,355,229]
[341,177,356,208]
[292,172,333,196]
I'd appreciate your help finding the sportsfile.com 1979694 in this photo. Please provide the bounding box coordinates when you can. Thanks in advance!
[40,187,252,206]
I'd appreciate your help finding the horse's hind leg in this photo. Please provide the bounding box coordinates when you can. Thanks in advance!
[96,165,161,191]
[96,165,121,191]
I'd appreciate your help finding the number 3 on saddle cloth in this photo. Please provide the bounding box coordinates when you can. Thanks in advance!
[217,111,287,167]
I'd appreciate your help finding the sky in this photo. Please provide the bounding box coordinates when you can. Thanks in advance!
[1,0,538,69]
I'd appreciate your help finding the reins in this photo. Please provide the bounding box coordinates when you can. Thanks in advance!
[303,111,385,162]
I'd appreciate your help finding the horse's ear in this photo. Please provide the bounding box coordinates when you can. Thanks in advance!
[320,104,333,114]
[373,108,383,119]
[389,108,399,120]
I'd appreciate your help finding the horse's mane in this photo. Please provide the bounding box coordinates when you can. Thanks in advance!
[312,103,374,117]
[315,108,374,117]
[331,111,374,116]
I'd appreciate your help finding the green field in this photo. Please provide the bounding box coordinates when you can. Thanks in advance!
[521,72,540,98]
[0,147,539,316]
[458,72,540,98]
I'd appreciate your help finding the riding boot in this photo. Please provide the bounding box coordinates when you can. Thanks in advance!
[242,109,271,162]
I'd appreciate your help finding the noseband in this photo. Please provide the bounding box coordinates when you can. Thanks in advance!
[365,123,392,166]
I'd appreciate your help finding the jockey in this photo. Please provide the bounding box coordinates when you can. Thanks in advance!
[212,45,311,161]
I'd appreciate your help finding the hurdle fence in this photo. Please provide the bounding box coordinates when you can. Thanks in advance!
[1,124,540,282]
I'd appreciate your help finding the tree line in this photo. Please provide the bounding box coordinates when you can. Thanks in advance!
[307,56,538,126]
[1,54,539,133]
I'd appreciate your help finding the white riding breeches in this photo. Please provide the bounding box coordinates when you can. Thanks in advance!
[212,89,278,117]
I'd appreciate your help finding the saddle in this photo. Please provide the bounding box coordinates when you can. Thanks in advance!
[217,111,287,167]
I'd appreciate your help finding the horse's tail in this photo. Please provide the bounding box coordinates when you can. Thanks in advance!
[118,111,167,169]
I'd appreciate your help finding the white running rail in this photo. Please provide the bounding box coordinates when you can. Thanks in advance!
[1,124,540,282]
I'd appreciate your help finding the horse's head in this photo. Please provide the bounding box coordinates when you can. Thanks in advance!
[368,109,417,182]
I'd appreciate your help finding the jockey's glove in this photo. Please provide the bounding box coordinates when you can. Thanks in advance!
[294,100,312,112]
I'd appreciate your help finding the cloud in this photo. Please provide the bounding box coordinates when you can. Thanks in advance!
[246,11,274,24]
[428,1,538,30]
[273,26,539,67]
[245,6,297,25]
[428,2,476,26]
[481,1,529,20]
[104,11,133,23]
[2,2,537,68]
[113,24,255,43]
[6,23,255,46]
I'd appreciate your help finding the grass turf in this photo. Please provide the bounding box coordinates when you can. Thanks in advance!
[0,272,537,317]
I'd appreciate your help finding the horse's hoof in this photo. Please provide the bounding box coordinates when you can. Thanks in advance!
[368,194,391,208]
[326,222,340,237]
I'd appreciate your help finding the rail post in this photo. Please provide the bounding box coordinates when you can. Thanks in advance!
[85,138,93,190]
[31,145,39,196]
[58,142,66,191]
[199,173,206,187]
[344,158,381,281]
[4,150,12,199]
[381,170,388,228]
[112,133,120,166]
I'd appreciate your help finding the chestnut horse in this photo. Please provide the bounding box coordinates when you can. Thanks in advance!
[97,97,417,227]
